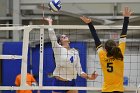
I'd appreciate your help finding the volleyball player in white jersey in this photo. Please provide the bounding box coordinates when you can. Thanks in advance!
[46,18,98,93]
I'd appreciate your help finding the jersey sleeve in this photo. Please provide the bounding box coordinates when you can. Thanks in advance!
[118,38,126,55]
[97,47,105,62]
[48,27,62,53]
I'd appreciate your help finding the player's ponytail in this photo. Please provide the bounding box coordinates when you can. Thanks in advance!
[105,39,123,60]
[111,46,123,60]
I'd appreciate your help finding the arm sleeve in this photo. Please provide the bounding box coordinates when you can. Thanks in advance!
[88,22,102,50]
[119,17,129,55]
[75,52,85,76]
[120,17,129,38]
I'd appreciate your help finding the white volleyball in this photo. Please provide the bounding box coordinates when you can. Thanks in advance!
[48,0,62,12]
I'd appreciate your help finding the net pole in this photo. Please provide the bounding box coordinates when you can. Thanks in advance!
[20,26,32,86]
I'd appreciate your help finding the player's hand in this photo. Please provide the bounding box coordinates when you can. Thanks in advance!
[81,73,88,79]
[88,71,98,80]
[80,16,92,24]
[45,17,53,26]
[122,7,133,17]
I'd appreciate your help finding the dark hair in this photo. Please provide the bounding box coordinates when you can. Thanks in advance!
[105,39,123,60]
[56,34,61,44]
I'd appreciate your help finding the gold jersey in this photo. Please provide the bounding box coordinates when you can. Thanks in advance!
[97,38,126,92]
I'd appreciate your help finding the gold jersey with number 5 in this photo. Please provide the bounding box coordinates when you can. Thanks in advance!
[97,37,126,92]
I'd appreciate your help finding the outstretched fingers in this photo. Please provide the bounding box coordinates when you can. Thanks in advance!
[45,17,53,25]
[122,7,133,17]
[80,16,92,24]
[88,71,98,80]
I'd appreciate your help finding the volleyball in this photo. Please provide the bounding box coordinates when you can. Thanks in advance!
[48,0,62,12]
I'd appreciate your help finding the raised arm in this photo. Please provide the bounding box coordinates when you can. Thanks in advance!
[45,18,61,50]
[80,16,102,50]
[119,7,133,54]
[120,7,133,38]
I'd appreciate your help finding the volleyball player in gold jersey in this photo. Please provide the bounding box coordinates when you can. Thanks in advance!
[80,7,133,93]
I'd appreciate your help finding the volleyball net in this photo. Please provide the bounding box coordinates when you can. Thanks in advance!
[0,25,140,93]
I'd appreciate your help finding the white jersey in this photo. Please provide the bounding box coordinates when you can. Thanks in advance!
[48,27,85,81]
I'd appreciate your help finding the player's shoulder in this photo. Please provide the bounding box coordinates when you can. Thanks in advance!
[97,47,104,53]
[16,74,21,77]
[27,73,34,77]
[119,37,126,43]
[15,74,21,80]
[97,47,106,57]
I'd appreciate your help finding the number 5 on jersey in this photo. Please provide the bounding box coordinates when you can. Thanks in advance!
[107,63,113,72]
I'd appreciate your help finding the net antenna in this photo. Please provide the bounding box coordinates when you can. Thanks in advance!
[38,3,45,86]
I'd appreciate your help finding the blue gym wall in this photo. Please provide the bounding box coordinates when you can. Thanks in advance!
[2,42,87,93]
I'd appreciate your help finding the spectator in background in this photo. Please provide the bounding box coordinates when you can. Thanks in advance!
[15,73,40,93]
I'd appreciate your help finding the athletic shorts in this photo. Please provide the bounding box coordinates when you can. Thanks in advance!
[52,78,76,93]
